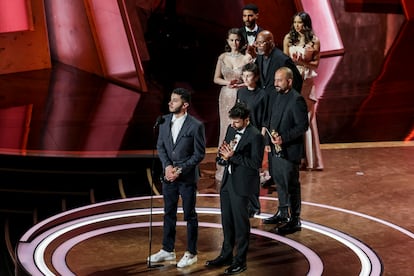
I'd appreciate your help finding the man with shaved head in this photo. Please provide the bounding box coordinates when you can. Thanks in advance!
[254,30,303,94]
[262,67,308,235]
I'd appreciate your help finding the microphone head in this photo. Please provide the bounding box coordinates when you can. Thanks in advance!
[157,116,165,124]
[153,115,165,128]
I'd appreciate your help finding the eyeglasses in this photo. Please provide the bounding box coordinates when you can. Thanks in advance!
[254,40,268,46]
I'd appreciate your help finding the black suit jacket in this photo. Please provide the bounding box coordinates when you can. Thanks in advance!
[157,113,206,184]
[267,88,308,164]
[220,124,264,196]
[255,48,303,93]
[239,26,263,45]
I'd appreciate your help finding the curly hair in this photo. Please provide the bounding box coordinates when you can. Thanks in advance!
[229,102,250,119]
[287,11,315,46]
[172,87,191,104]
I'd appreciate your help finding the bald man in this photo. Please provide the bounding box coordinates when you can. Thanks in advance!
[254,30,303,94]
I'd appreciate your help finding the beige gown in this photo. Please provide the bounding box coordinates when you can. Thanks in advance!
[289,45,324,170]
[215,60,243,182]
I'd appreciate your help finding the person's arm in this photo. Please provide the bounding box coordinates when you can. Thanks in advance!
[230,132,264,170]
[156,124,172,169]
[303,36,320,70]
[279,95,309,143]
[283,34,290,56]
[177,121,206,174]
[246,44,256,59]
[190,122,206,166]
[296,36,320,71]
[156,124,176,181]
[244,53,253,64]
[213,54,232,86]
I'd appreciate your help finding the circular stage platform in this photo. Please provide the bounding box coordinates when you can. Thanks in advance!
[16,192,411,276]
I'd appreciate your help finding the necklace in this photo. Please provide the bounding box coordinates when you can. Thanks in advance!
[227,52,241,57]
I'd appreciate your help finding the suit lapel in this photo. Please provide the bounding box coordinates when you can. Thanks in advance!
[163,114,173,149]
[234,125,251,152]
[258,56,268,85]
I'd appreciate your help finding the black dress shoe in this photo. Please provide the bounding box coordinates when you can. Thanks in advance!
[224,263,247,275]
[262,212,290,224]
[248,208,260,218]
[205,255,233,267]
[275,217,302,235]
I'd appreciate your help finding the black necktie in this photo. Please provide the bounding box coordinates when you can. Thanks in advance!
[246,31,257,36]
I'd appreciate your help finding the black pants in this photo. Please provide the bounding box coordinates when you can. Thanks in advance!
[220,176,250,265]
[269,155,301,216]
[162,180,198,255]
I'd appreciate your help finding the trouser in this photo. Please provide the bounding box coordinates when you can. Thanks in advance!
[248,189,261,212]
[220,176,250,264]
[269,155,301,216]
[162,180,198,255]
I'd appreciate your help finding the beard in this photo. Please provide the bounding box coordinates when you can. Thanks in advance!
[245,21,255,28]
[169,103,184,114]
[275,86,287,93]
[256,48,264,55]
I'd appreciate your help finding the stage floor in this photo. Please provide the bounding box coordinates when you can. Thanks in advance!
[16,142,414,275]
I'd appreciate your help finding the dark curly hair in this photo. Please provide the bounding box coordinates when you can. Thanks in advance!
[287,12,315,46]
[172,87,191,104]
[229,102,250,119]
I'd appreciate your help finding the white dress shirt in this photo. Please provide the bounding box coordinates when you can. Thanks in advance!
[171,113,187,143]
[245,25,259,46]
[229,127,246,173]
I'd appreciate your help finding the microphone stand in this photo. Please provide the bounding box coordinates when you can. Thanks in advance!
[147,121,164,269]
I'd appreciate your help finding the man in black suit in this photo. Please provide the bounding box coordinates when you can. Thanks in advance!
[206,103,264,275]
[148,88,206,268]
[239,3,263,58]
[254,30,303,94]
[254,30,304,191]
[262,67,308,235]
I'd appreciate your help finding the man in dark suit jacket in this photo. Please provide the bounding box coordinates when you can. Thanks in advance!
[254,30,303,94]
[205,102,264,275]
[239,3,263,58]
[262,67,308,235]
[149,88,206,268]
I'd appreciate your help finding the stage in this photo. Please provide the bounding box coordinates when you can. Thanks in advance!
[15,143,414,275]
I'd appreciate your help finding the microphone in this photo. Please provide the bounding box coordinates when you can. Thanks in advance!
[153,115,165,128]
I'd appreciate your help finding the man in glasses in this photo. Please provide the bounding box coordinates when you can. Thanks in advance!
[254,30,303,94]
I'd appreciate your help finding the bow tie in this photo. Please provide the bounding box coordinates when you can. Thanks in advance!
[246,31,257,36]
[236,131,244,136]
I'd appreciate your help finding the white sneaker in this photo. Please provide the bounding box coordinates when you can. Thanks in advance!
[147,249,176,262]
[177,251,197,268]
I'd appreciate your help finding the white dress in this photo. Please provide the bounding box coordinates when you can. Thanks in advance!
[289,45,324,170]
